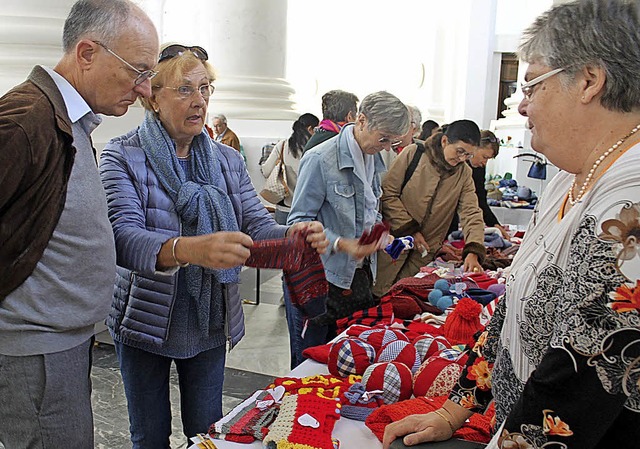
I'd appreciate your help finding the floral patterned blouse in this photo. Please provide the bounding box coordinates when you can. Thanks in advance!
[449,144,640,449]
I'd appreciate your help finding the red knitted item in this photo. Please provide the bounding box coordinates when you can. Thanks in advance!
[464,272,498,290]
[245,232,328,318]
[365,395,492,443]
[443,297,483,346]
[301,343,332,364]
[358,221,390,245]
[335,296,394,333]
[263,393,342,449]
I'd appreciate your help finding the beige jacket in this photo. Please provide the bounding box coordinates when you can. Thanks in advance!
[373,141,485,295]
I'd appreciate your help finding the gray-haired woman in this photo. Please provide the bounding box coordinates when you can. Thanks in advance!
[285,91,410,367]
[384,1,640,448]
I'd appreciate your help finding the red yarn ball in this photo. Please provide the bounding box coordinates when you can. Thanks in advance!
[375,340,421,373]
[413,334,452,363]
[413,353,465,398]
[357,328,408,352]
[328,337,376,377]
[361,362,413,404]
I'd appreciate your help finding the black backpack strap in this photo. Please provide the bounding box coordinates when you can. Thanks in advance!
[400,141,425,193]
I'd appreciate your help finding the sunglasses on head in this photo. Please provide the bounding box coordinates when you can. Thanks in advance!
[159,44,209,63]
[480,135,498,144]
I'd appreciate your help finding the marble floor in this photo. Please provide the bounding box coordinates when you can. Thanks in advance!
[91,267,291,449]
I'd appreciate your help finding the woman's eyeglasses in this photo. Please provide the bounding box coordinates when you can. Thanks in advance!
[521,67,564,100]
[93,41,157,86]
[378,136,403,149]
[159,44,209,63]
[163,84,215,100]
[456,148,474,160]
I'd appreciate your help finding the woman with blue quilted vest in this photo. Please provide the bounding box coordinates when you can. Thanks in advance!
[99,44,327,449]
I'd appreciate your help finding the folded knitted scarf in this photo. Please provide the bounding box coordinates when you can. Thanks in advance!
[138,111,240,333]
[245,231,328,318]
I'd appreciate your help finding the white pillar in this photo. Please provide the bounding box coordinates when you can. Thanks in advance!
[0,0,73,96]
[163,0,298,120]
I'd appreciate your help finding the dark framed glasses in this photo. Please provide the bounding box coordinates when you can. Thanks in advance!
[159,44,209,63]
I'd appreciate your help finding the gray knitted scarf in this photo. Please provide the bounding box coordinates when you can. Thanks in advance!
[139,111,240,334]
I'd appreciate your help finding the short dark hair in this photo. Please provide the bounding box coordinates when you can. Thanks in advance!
[439,119,481,146]
[321,90,359,122]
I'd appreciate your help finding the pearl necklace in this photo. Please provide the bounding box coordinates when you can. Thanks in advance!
[568,123,640,205]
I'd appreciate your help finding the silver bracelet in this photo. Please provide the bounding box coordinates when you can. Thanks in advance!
[332,237,341,254]
[172,237,189,267]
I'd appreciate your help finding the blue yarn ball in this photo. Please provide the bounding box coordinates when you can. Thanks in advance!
[436,295,454,311]
[434,279,450,293]
[428,289,443,306]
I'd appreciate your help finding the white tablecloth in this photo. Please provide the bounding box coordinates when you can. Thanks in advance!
[190,358,382,449]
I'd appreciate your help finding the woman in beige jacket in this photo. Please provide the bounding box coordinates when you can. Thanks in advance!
[373,119,486,297]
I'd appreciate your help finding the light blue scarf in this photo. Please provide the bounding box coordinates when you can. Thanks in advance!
[139,111,240,333]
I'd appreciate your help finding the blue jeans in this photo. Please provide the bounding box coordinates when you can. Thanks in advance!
[283,281,330,369]
[0,338,94,449]
[115,341,226,449]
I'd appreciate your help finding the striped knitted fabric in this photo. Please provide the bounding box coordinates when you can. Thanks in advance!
[209,389,280,443]
[335,295,394,333]
[245,232,328,318]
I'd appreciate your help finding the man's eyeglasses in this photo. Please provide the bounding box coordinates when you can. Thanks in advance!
[456,148,474,160]
[93,41,157,86]
[379,136,403,149]
[159,44,209,63]
[521,67,564,100]
[164,84,215,100]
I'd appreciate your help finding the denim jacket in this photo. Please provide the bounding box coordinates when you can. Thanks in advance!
[288,124,386,289]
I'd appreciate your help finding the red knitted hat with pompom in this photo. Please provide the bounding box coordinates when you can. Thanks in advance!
[442,297,483,346]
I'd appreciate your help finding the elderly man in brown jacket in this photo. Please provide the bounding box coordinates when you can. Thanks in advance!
[373,120,486,297]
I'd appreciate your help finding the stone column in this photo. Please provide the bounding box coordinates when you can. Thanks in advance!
[163,0,298,120]
[0,0,73,96]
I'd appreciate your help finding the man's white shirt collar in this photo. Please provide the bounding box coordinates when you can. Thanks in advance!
[41,65,93,124]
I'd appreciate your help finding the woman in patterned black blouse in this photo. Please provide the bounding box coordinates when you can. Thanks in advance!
[383,1,640,448]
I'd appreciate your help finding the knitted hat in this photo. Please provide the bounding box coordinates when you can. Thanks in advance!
[442,296,483,346]
[412,354,465,398]
[361,362,413,405]
[413,334,451,363]
[356,328,408,352]
[328,337,376,377]
[263,393,342,449]
[375,340,421,373]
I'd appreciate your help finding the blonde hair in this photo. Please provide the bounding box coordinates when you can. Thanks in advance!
[140,50,216,113]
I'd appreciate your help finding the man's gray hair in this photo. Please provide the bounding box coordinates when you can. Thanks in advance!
[407,105,422,129]
[62,0,136,52]
[358,91,410,136]
[518,0,640,112]
[322,90,359,122]
[213,114,228,124]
